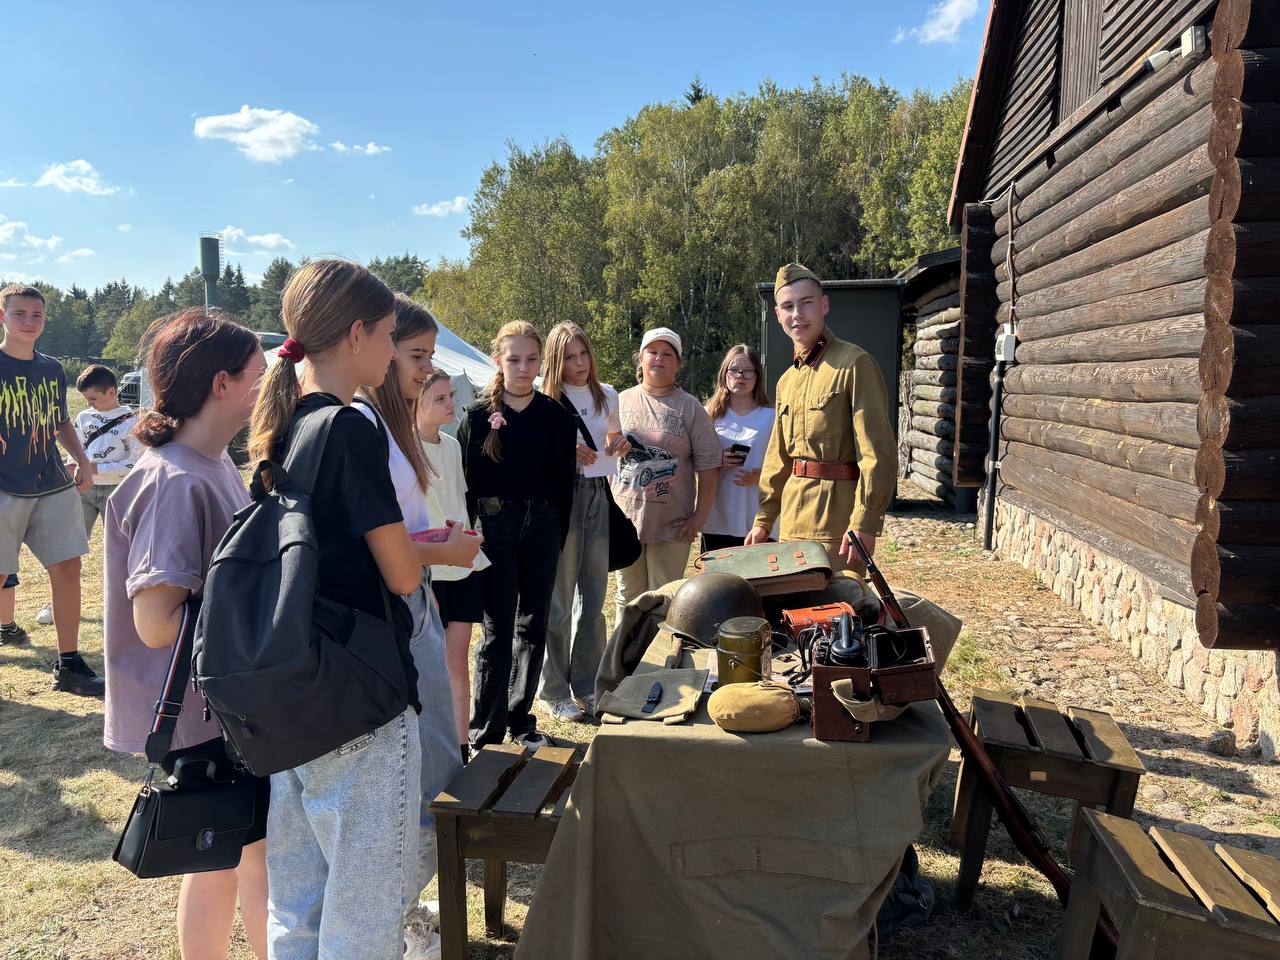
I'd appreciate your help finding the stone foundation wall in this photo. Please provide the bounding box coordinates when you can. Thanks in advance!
[993,499,1280,762]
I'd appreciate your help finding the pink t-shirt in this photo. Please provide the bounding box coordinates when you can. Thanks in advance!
[613,385,721,544]
[102,442,249,755]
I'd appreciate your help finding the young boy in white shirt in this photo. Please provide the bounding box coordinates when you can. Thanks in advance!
[33,364,140,626]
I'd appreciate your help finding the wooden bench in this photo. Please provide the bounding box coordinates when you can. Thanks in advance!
[949,688,1145,908]
[1058,808,1280,958]
[429,743,579,960]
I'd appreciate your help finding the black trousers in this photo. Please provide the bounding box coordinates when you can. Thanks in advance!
[470,499,562,747]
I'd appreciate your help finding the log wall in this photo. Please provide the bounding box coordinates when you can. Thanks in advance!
[975,0,1280,672]
[904,275,975,505]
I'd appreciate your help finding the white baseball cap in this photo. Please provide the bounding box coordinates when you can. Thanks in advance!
[640,327,682,358]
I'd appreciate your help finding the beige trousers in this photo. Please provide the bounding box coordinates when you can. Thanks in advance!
[615,540,693,611]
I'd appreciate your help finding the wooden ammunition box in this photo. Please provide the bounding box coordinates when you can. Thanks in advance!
[811,664,873,742]
[870,626,937,706]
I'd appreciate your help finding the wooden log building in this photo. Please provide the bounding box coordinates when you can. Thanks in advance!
[949,0,1280,757]
[896,248,983,510]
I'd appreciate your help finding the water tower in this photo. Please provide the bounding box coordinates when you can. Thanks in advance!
[199,234,222,309]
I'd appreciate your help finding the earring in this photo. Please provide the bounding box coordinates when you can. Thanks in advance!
[353,344,361,356]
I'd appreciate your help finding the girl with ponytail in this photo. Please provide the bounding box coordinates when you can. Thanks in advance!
[103,307,269,958]
[247,260,431,960]
[457,321,576,749]
[353,292,483,959]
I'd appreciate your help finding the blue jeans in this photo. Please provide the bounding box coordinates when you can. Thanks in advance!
[403,572,463,916]
[541,475,610,704]
[266,708,421,960]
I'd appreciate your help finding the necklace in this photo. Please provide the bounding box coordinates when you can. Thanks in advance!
[504,387,535,399]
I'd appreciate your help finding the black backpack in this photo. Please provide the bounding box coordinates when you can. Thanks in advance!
[193,405,410,777]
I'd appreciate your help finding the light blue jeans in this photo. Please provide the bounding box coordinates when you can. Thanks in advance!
[404,572,464,916]
[266,707,421,960]
[540,475,611,704]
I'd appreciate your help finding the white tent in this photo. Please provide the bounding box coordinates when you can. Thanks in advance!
[262,319,494,436]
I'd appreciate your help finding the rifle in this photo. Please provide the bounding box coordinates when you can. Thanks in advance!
[847,533,1117,947]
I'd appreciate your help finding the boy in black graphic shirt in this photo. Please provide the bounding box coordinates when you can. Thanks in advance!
[0,284,103,695]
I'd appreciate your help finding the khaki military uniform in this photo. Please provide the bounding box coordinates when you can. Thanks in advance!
[753,335,896,568]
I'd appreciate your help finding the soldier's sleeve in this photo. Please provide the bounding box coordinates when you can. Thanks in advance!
[848,351,897,536]
[753,389,792,533]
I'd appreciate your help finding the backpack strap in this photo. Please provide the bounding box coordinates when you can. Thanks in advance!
[278,404,346,496]
[143,597,201,764]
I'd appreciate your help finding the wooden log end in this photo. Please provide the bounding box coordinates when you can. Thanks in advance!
[1196,594,1280,650]
[1198,324,1234,394]
[1197,391,1229,446]
[1194,445,1226,499]
[1208,99,1243,169]
[1213,1,1280,54]
[1195,492,1220,543]
[1208,162,1240,224]
[1190,532,1221,599]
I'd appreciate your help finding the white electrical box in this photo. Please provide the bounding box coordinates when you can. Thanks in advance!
[1181,25,1206,57]
[995,324,1017,362]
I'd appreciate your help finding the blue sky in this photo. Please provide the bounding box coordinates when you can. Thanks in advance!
[4,0,984,292]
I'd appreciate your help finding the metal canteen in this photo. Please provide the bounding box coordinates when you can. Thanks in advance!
[715,616,772,686]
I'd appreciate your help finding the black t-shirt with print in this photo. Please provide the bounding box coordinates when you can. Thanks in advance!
[283,393,419,708]
[0,348,72,497]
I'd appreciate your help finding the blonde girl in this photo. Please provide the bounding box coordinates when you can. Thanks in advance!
[537,322,627,720]
[456,321,576,749]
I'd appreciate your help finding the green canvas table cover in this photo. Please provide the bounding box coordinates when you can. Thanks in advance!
[518,610,955,959]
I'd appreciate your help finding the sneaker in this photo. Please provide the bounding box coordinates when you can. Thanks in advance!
[404,912,442,960]
[512,729,553,751]
[0,622,29,646]
[549,698,585,722]
[35,603,53,626]
[52,655,106,697]
[577,695,596,719]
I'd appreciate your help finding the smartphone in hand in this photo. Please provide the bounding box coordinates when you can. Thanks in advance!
[728,442,751,465]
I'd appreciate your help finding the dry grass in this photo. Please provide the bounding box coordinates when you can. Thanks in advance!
[2,413,1273,957]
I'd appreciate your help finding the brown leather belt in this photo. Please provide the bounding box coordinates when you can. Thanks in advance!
[792,459,859,481]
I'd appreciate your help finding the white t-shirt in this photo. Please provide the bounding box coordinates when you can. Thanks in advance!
[561,382,622,479]
[420,431,490,582]
[703,404,779,538]
[354,399,431,535]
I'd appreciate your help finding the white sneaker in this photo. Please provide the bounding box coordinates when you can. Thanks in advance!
[513,730,553,750]
[35,603,53,626]
[578,696,596,719]
[550,699,585,722]
[404,916,441,960]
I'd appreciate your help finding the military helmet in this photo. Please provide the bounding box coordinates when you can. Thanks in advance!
[660,573,765,647]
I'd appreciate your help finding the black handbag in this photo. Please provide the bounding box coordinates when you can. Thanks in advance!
[112,599,268,879]
[559,394,642,572]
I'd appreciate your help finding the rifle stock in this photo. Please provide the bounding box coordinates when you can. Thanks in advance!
[846,533,1116,947]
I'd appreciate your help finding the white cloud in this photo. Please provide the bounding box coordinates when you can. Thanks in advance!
[193,105,321,162]
[892,27,906,44]
[908,0,978,44]
[34,159,119,195]
[0,252,16,260]
[331,140,391,156]
[283,178,295,184]
[247,232,294,250]
[55,247,95,263]
[0,217,57,250]
[219,225,295,252]
[0,177,24,188]
[412,195,469,217]
[117,223,132,233]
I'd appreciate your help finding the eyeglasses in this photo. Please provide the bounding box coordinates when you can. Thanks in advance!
[726,368,756,380]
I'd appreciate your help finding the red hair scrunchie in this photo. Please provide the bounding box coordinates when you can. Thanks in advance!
[278,338,306,363]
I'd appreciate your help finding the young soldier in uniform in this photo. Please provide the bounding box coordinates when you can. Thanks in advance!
[745,263,896,572]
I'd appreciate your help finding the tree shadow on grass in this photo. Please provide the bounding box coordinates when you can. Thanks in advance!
[0,696,141,862]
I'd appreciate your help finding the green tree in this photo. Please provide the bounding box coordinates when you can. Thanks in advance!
[368,254,427,295]
[89,279,137,353]
[104,297,160,362]
[218,263,252,317]
[248,258,294,332]
[173,269,206,309]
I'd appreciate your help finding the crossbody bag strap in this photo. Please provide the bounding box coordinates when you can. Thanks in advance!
[143,597,200,764]
[558,392,598,451]
[82,411,133,449]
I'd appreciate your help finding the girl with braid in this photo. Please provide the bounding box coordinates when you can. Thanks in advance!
[457,321,576,749]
